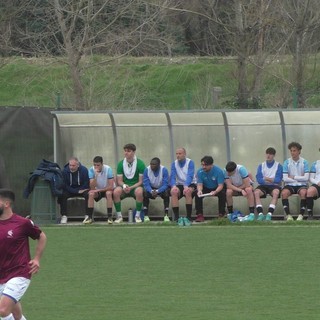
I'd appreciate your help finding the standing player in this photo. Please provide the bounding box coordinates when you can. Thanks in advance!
[0,189,47,320]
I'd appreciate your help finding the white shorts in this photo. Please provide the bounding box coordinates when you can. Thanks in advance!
[0,277,31,303]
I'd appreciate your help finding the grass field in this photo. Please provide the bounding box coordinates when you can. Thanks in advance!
[1,55,320,109]
[24,223,320,320]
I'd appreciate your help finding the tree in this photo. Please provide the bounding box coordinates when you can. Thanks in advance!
[277,0,320,108]
[49,0,175,109]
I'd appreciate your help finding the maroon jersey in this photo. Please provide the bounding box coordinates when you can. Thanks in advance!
[0,214,42,283]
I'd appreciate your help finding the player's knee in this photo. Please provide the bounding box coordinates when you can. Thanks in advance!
[88,192,94,199]
[106,191,112,198]
[113,187,122,197]
[0,307,11,318]
[273,189,280,197]
[135,188,143,197]
[245,187,253,194]
[171,188,179,197]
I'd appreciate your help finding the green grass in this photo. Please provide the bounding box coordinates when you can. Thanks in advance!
[24,224,320,320]
[1,55,320,109]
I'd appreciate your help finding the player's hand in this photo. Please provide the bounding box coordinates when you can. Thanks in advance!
[29,259,40,274]
[123,184,130,193]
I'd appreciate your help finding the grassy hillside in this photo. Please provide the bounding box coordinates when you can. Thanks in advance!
[0,56,319,109]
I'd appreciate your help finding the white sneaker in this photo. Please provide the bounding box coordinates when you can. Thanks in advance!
[114,217,123,224]
[135,216,142,223]
[286,214,294,221]
[60,215,68,224]
[296,214,304,221]
[83,215,92,224]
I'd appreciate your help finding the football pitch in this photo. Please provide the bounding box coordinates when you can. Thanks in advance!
[25,223,320,320]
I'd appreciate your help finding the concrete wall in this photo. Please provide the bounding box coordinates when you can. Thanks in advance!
[52,110,320,219]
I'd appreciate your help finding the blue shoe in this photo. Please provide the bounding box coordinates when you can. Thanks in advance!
[265,213,272,221]
[257,213,265,221]
[183,217,192,227]
[242,213,255,222]
[177,217,184,226]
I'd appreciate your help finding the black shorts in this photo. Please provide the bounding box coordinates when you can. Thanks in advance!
[255,185,281,198]
[175,184,196,199]
[282,185,307,195]
[94,192,106,202]
[310,184,320,200]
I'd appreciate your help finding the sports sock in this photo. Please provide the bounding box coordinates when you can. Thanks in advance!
[282,199,290,214]
[87,207,94,218]
[268,204,275,214]
[186,204,192,218]
[116,212,122,218]
[136,201,142,211]
[227,206,233,214]
[300,199,306,214]
[256,205,263,214]
[306,197,314,215]
[114,202,121,213]
[172,207,179,220]
[143,206,149,216]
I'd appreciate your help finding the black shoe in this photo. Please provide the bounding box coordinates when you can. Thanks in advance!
[307,214,313,221]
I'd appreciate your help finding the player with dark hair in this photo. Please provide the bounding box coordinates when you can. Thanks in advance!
[254,147,283,221]
[225,161,255,221]
[143,157,170,222]
[281,142,309,221]
[0,189,47,320]
[86,156,115,224]
[113,143,146,223]
[195,156,226,222]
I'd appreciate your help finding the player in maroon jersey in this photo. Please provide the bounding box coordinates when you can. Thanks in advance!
[0,189,47,320]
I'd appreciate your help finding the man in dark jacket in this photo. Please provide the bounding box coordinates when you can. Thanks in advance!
[59,156,89,224]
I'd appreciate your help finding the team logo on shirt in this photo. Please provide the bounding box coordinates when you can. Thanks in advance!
[7,230,13,238]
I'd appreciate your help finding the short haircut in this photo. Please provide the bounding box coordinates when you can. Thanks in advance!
[0,189,15,203]
[123,143,136,152]
[69,156,79,163]
[201,156,214,165]
[226,161,237,172]
[93,156,103,163]
[150,157,160,165]
[288,141,302,151]
[266,147,276,155]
